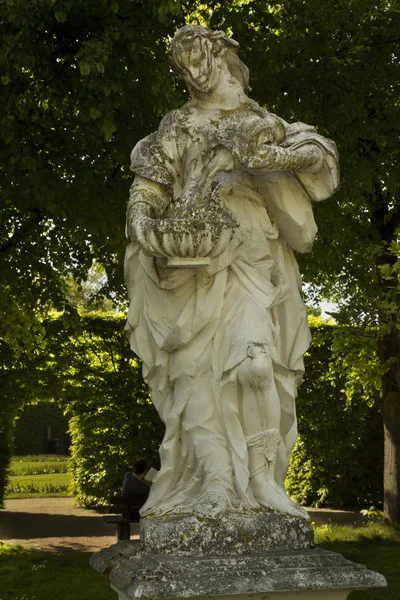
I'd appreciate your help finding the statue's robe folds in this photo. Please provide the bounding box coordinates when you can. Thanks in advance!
[124,104,339,516]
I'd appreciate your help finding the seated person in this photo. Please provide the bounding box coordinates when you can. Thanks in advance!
[121,458,150,521]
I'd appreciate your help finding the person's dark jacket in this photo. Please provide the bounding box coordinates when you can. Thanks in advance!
[121,472,150,520]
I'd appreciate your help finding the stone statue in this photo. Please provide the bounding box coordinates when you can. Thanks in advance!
[94,27,385,599]
[124,25,339,522]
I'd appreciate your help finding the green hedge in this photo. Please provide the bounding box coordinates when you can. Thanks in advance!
[0,402,14,507]
[57,317,164,506]
[0,315,164,506]
[286,321,383,508]
[0,314,383,509]
[0,343,37,506]
[67,318,382,509]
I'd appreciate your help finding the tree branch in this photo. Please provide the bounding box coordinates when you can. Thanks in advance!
[0,207,43,256]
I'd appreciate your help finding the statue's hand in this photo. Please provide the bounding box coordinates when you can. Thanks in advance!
[209,146,235,174]
[128,210,167,258]
[237,143,282,171]
[131,214,156,255]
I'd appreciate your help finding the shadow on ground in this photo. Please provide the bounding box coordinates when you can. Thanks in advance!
[0,498,367,553]
[0,511,112,539]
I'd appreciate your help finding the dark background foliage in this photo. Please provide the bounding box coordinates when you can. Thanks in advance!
[13,402,71,456]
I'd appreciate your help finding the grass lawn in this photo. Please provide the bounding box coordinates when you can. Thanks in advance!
[0,523,398,600]
[315,523,399,599]
[10,455,69,475]
[6,456,71,499]
[0,543,114,600]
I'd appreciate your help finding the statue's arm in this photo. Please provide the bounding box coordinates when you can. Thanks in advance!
[126,176,169,256]
[238,142,324,174]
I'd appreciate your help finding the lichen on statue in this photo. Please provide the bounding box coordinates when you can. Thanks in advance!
[124,24,339,521]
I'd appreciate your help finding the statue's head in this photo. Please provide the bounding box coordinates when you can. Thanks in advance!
[168,25,250,94]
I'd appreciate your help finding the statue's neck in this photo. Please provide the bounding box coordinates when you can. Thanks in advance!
[189,77,247,111]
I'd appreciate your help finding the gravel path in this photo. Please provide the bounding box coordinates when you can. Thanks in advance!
[0,497,139,553]
[0,497,366,554]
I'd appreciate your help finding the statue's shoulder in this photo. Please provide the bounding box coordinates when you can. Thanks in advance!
[130,132,157,170]
[245,98,270,117]
[157,106,190,139]
[243,99,289,132]
[129,107,185,167]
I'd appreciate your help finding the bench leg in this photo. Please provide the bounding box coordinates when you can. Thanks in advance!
[116,521,131,541]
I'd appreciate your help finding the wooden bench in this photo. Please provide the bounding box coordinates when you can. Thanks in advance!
[103,496,143,541]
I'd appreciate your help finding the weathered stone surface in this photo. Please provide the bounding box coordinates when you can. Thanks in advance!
[110,590,373,600]
[140,510,314,556]
[90,544,387,600]
[124,24,340,522]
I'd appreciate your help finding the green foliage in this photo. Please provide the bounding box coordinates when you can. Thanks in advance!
[42,314,163,506]
[205,0,399,519]
[0,343,27,506]
[287,321,383,508]
[62,262,114,313]
[7,456,71,499]
[360,506,385,522]
[0,320,65,505]
[0,314,163,506]
[0,544,114,600]
[202,1,400,324]
[6,472,71,499]
[10,456,69,475]
[65,318,164,506]
[9,454,68,463]
[0,413,13,508]
[0,0,189,355]
[1,0,399,514]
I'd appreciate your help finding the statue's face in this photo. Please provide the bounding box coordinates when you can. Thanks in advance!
[179,36,220,94]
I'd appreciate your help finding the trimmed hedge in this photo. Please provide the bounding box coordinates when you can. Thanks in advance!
[68,318,382,508]
[57,317,164,506]
[0,403,14,507]
[286,321,383,508]
[0,342,37,507]
[0,314,383,509]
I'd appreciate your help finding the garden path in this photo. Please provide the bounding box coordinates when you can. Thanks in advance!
[0,498,367,554]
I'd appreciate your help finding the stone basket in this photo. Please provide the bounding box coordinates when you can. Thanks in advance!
[151,212,237,267]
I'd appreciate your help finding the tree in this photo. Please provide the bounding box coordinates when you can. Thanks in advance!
[0,0,188,504]
[1,0,399,518]
[0,0,189,353]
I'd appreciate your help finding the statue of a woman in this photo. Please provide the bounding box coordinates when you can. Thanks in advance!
[124,25,339,520]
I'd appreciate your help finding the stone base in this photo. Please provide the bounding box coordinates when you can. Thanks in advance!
[111,585,357,600]
[90,542,387,600]
[140,511,314,555]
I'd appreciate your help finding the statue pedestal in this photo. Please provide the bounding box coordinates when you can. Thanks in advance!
[110,584,368,600]
[140,511,314,555]
[90,514,386,600]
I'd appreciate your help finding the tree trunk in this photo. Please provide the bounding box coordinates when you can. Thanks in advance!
[381,329,400,525]
[371,189,400,525]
